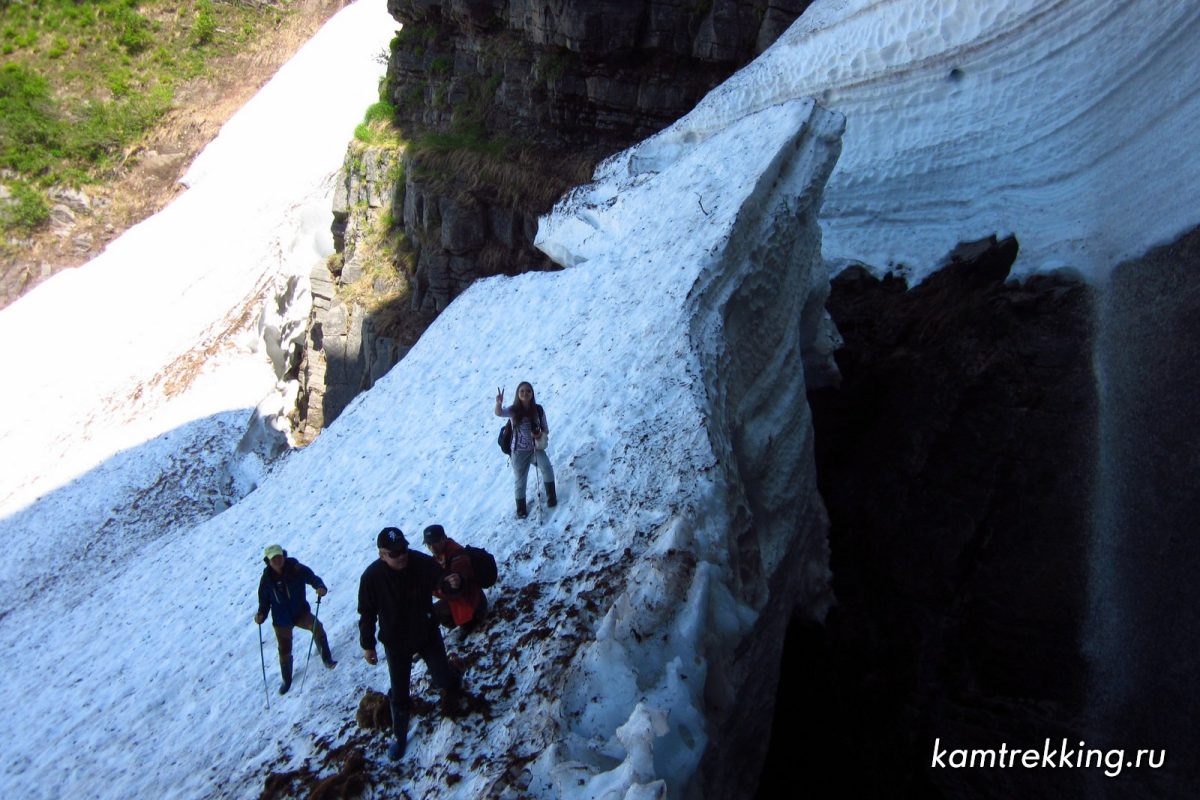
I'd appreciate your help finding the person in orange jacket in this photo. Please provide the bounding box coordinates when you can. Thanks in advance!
[423,524,488,632]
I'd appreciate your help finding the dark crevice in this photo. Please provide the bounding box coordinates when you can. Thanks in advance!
[762,236,1100,798]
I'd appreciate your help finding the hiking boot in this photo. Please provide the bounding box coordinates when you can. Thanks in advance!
[278,658,293,695]
[318,637,337,669]
[440,692,460,715]
[545,481,558,507]
[387,737,407,760]
[460,597,488,636]
[389,709,410,760]
[516,497,528,518]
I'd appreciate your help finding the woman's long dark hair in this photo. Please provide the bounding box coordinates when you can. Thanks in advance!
[512,381,542,432]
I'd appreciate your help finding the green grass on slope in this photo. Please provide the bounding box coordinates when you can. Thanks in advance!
[0,0,287,232]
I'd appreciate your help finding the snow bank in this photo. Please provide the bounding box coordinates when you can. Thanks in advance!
[683,0,1200,283]
[484,95,842,796]
[0,0,394,613]
[0,0,394,513]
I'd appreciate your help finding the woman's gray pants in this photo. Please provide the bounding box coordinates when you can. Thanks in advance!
[512,448,554,500]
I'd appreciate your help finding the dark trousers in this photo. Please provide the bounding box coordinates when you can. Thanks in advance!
[273,609,328,664]
[382,632,459,713]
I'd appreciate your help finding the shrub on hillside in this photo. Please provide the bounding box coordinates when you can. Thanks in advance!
[0,181,50,231]
[0,63,64,177]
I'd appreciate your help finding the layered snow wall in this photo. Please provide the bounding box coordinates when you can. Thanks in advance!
[679,0,1200,284]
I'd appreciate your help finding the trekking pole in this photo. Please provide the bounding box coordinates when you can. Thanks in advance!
[300,596,321,693]
[534,408,547,505]
[258,622,270,710]
[535,433,546,505]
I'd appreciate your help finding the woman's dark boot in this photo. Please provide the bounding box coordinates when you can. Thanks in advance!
[516,498,528,518]
[545,482,557,507]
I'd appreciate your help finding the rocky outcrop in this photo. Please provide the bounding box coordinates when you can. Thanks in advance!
[384,0,813,312]
[401,170,552,313]
[296,144,430,437]
[386,0,814,146]
[302,1,813,437]
[0,180,111,302]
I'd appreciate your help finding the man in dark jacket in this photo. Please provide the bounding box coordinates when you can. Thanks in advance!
[254,544,336,695]
[423,524,488,632]
[359,527,461,761]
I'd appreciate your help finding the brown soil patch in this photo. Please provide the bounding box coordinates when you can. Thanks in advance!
[354,690,391,732]
[262,741,371,800]
[1,0,356,309]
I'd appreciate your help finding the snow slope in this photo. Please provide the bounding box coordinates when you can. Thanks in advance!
[4,0,1200,797]
[0,1,398,794]
[0,2,396,609]
[1,89,843,800]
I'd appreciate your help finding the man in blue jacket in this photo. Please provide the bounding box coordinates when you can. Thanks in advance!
[358,527,461,760]
[254,544,336,694]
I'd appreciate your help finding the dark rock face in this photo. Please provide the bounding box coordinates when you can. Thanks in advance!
[789,237,1099,798]
[387,0,814,146]
[1089,225,1200,799]
[400,169,554,313]
[298,146,433,437]
[382,0,813,314]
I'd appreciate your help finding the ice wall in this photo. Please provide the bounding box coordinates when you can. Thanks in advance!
[530,97,842,798]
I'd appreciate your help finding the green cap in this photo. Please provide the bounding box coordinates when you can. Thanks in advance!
[263,544,284,559]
